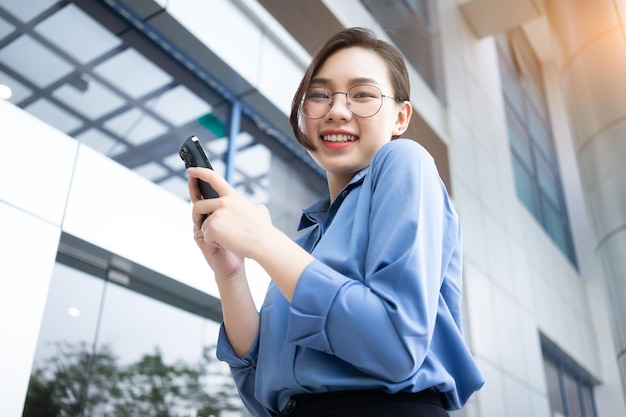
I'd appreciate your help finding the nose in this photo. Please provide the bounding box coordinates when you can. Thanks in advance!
[327,92,352,119]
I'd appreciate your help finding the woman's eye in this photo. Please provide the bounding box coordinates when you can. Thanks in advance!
[306,89,330,100]
[351,91,377,100]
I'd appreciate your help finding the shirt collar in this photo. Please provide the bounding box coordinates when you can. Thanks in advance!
[297,166,368,231]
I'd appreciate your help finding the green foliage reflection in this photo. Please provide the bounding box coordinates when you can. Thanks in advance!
[23,341,243,417]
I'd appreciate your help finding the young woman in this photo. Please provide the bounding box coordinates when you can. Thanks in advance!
[187,27,484,417]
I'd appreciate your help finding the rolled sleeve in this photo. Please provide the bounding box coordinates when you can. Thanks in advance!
[287,260,350,352]
[216,324,271,417]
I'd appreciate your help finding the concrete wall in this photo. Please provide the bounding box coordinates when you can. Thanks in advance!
[0,100,269,415]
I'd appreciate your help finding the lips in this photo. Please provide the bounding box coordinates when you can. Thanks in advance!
[321,134,358,142]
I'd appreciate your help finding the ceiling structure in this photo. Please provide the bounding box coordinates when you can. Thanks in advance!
[0,0,324,203]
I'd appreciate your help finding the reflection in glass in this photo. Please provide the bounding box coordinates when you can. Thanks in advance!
[23,262,247,417]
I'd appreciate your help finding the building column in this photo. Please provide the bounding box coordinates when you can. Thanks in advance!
[545,0,626,402]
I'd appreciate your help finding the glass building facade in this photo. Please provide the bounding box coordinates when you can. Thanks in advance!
[1,1,625,416]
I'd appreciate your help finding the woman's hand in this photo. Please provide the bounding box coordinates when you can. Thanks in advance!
[188,166,315,302]
[187,168,273,270]
[188,167,262,357]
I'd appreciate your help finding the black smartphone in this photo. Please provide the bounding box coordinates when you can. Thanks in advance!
[179,135,219,199]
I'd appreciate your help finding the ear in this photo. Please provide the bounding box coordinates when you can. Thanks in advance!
[392,101,412,136]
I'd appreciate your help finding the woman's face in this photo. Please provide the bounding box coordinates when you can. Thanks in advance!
[301,47,411,182]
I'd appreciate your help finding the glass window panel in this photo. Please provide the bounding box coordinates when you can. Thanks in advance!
[495,33,513,64]
[93,48,172,99]
[582,383,596,417]
[0,34,74,88]
[499,58,524,117]
[360,0,441,98]
[53,78,126,120]
[29,263,105,363]
[511,29,542,86]
[0,0,55,23]
[133,161,169,181]
[543,354,566,416]
[535,151,561,209]
[514,39,547,114]
[23,263,105,416]
[162,151,186,171]
[148,85,212,127]
[205,136,229,158]
[527,105,555,159]
[543,198,571,259]
[237,143,271,179]
[103,108,169,146]
[506,104,533,168]
[75,128,127,157]
[34,4,122,65]
[512,155,541,219]
[522,74,547,118]
[25,98,82,133]
[91,280,243,415]
[96,282,205,367]
[564,372,584,417]
[404,0,431,28]
[498,28,576,266]
[0,15,14,38]
[232,133,271,203]
[24,261,247,416]
[158,175,191,201]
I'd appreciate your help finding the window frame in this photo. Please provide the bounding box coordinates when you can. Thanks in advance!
[496,29,578,267]
[542,337,598,417]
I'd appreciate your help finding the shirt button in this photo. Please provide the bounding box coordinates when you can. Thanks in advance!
[341,190,348,199]
[283,398,297,415]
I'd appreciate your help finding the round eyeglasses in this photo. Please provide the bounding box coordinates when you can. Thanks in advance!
[300,84,401,119]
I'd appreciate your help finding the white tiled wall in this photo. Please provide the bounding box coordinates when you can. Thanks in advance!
[0,203,60,417]
[0,100,270,416]
[436,0,620,415]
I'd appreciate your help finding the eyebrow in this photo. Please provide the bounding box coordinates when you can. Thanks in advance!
[309,77,381,87]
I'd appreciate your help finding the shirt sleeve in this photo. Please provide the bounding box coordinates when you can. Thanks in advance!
[287,139,457,383]
[216,324,272,417]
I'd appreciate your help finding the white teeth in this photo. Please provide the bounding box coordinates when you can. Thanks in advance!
[322,134,357,142]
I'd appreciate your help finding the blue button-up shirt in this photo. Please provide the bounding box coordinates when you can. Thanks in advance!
[217,139,484,416]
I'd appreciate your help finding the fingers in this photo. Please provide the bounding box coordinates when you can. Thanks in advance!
[191,200,211,231]
[186,167,233,202]
[192,223,203,239]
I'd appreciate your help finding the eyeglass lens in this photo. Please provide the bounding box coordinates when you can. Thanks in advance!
[301,84,385,119]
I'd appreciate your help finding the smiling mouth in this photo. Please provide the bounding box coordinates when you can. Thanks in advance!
[322,134,358,142]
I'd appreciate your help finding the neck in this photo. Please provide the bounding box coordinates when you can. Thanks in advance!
[327,173,354,204]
